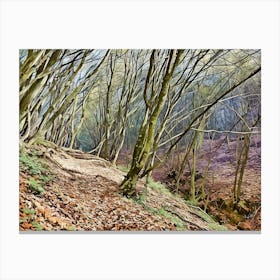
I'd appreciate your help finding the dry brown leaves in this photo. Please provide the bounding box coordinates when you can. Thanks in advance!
[19,147,179,231]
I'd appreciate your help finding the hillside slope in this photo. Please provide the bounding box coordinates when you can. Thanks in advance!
[19,142,226,231]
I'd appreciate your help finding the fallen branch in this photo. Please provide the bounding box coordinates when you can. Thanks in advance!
[163,206,207,230]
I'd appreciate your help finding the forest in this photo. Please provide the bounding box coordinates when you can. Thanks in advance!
[19,49,261,231]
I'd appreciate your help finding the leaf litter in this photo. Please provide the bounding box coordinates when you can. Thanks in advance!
[19,144,221,231]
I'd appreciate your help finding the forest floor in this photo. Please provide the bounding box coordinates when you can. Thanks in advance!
[147,136,261,230]
[19,135,261,232]
[19,142,227,231]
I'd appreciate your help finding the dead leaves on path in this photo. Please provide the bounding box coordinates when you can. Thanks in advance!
[19,144,223,231]
[19,171,176,231]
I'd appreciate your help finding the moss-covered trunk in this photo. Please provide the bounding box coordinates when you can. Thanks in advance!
[233,134,250,205]
[120,50,184,197]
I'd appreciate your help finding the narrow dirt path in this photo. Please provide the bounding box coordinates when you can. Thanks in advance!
[19,144,225,231]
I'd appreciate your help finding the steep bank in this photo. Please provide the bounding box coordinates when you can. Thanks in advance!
[19,142,226,231]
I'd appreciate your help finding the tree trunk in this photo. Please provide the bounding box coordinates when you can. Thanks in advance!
[120,49,184,197]
[233,134,250,205]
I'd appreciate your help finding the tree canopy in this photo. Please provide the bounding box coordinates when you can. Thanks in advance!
[19,49,261,201]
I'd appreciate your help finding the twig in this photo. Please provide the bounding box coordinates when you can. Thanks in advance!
[252,206,261,220]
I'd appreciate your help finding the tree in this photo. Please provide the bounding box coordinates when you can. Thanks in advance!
[19,49,261,203]
[19,49,110,146]
[120,49,184,196]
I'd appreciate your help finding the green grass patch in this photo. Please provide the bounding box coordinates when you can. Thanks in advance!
[19,217,29,223]
[22,208,36,215]
[147,177,172,196]
[31,221,44,231]
[20,148,53,195]
[185,203,228,231]
[129,176,226,231]
[19,151,47,175]
[136,204,187,230]
[29,178,45,195]
[132,178,172,205]
[20,208,36,224]
[117,164,130,173]
[207,222,228,231]
[157,207,186,230]
[38,175,52,183]
[67,226,77,231]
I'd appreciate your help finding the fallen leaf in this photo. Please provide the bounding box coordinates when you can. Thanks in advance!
[21,223,32,229]
[48,216,58,224]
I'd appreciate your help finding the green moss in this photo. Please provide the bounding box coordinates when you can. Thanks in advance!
[208,222,228,231]
[34,138,57,148]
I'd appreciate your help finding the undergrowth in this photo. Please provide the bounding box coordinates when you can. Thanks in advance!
[117,165,130,173]
[133,176,227,231]
[31,221,44,231]
[29,177,45,195]
[132,177,188,230]
[185,202,227,231]
[147,177,172,196]
[156,207,186,230]
[20,148,53,196]
[19,150,47,175]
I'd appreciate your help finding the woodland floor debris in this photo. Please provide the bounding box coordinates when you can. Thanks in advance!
[149,136,261,230]
[19,143,225,231]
